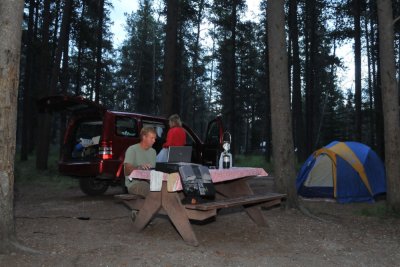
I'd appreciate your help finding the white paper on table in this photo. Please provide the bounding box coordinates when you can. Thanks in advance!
[150,170,164,191]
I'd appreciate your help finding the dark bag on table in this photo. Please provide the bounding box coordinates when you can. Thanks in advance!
[178,164,215,204]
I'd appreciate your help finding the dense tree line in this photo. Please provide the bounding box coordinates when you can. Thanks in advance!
[14,0,399,181]
[17,0,400,165]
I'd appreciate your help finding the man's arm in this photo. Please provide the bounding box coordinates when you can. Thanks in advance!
[124,162,152,177]
[124,163,135,177]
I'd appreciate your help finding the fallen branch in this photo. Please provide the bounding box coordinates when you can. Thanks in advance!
[0,238,42,255]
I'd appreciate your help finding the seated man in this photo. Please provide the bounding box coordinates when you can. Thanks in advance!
[124,127,157,197]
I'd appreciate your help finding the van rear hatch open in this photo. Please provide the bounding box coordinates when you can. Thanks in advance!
[38,94,107,166]
[38,95,106,115]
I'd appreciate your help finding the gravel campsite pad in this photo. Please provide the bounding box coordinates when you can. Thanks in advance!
[1,177,400,266]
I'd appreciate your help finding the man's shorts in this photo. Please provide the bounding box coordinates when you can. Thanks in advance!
[126,179,150,197]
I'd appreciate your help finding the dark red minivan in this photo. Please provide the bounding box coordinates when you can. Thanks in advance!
[38,95,225,195]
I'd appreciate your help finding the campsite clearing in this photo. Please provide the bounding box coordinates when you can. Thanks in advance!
[1,177,399,266]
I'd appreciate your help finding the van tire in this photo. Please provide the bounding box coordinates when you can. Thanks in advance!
[79,177,109,196]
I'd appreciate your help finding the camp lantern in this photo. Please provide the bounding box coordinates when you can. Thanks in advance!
[219,132,232,169]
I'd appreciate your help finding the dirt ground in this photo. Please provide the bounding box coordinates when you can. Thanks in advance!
[1,177,400,267]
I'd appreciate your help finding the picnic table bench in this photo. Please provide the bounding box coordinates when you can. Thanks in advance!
[184,192,285,210]
[115,167,286,246]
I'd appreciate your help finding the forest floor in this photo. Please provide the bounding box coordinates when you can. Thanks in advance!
[1,177,400,267]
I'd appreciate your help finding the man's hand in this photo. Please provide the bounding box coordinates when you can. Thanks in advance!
[138,163,152,170]
[125,163,152,176]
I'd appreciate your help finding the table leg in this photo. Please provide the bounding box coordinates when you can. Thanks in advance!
[132,191,162,231]
[161,183,199,246]
[215,179,267,227]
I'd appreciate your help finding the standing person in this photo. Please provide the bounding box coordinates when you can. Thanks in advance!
[124,127,157,197]
[156,114,186,162]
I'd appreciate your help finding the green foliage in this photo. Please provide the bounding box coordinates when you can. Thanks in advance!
[234,154,305,175]
[68,0,115,99]
[357,202,400,219]
[14,148,77,189]
[234,154,272,171]
[115,0,164,114]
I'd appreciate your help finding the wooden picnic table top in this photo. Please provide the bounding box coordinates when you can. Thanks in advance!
[128,167,268,192]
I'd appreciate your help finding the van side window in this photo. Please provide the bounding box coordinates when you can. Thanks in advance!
[116,117,138,137]
[143,122,166,138]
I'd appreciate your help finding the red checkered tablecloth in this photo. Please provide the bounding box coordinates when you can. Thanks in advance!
[129,167,268,192]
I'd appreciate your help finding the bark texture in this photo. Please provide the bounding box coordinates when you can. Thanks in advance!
[161,0,178,116]
[267,0,298,208]
[377,0,400,212]
[0,0,24,253]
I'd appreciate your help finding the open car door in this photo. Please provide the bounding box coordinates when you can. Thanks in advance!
[202,117,225,167]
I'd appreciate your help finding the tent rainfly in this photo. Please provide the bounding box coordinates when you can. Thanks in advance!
[296,141,386,203]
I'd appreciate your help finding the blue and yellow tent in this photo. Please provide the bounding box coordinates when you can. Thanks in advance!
[296,141,386,203]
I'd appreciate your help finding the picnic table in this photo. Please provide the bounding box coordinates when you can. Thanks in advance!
[115,167,286,246]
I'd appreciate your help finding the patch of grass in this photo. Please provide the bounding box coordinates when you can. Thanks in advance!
[357,202,400,219]
[14,147,77,189]
[234,154,273,171]
[234,154,304,174]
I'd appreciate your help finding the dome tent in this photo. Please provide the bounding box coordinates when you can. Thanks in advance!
[296,141,386,203]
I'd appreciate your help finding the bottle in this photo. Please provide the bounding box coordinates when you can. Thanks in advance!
[223,153,230,169]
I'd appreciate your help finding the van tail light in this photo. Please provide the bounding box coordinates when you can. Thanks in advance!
[98,140,113,159]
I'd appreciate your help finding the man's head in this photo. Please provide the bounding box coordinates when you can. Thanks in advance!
[140,127,157,149]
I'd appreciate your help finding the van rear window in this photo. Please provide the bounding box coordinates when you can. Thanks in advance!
[142,122,166,138]
[76,121,102,140]
[116,117,138,137]
[71,120,102,159]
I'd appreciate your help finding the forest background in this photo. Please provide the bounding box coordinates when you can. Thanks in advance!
[17,0,400,167]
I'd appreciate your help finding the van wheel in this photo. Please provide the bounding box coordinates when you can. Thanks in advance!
[79,177,109,196]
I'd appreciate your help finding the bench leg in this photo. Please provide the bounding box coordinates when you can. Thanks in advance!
[215,179,267,227]
[132,191,162,231]
[244,206,267,227]
[162,185,199,246]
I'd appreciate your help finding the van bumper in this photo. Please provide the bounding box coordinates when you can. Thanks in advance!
[58,159,123,181]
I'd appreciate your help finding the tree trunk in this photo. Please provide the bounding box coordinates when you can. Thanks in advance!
[161,0,178,116]
[75,1,86,95]
[304,0,317,154]
[189,0,205,128]
[263,15,271,162]
[376,0,400,212]
[36,0,72,170]
[0,0,24,253]
[94,0,104,104]
[229,1,238,155]
[288,0,306,161]
[267,0,298,208]
[20,0,36,161]
[35,0,51,170]
[353,0,362,141]
[50,0,72,96]
[372,4,385,158]
[364,2,375,147]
